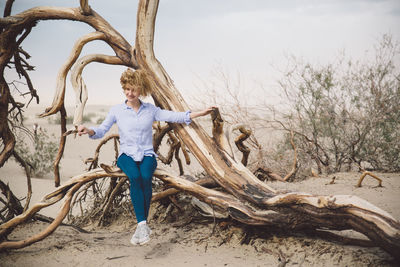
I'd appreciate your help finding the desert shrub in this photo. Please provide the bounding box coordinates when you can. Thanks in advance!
[47,112,97,125]
[96,116,105,124]
[82,112,96,123]
[47,114,73,125]
[14,129,59,177]
[276,34,400,173]
[194,34,399,178]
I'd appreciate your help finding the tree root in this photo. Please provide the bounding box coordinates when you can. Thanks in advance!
[98,177,128,226]
[0,180,24,225]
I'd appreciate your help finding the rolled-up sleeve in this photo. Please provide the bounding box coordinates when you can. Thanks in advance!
[154,106,192,125]
[89,109,116,139]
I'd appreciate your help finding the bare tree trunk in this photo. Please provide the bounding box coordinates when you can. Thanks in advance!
[0,32,17,167]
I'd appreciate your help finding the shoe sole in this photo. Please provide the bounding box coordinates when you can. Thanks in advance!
[130,239,139,245]
[139,237,150,245]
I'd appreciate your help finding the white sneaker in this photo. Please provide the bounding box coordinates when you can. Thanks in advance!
[145,224,152,235]
[130,223,152,245]
[130,227,140,245]
[137,224,150,245]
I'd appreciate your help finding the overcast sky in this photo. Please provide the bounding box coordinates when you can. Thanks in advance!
[4,0,400,107]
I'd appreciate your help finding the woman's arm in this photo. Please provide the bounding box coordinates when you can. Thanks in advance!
[78,107,116,139]
[154,105,216,125]
[190,107,216,119]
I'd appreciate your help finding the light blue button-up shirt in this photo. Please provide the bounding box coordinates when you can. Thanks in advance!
[90,101,191,161]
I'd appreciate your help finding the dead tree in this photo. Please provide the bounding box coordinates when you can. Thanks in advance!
[0,0,399,260]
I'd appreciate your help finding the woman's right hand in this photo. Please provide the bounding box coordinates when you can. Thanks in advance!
[77,125,91,136]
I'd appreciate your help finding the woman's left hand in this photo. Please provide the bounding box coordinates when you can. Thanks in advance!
[190,106,217,119]
[201,106,217,116]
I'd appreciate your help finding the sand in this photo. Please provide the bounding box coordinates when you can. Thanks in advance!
[0,105,399,267]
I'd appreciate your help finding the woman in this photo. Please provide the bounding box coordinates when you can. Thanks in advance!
[78,68,214,245]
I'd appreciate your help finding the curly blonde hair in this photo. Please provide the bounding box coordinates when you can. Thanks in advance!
[120,68,153,97]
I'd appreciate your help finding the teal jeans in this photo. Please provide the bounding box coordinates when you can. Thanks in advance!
[117,153,157,223]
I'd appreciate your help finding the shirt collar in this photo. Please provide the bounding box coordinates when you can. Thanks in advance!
[124,99,144,110]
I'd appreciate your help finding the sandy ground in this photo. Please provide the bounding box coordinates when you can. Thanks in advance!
[1,105,399,266]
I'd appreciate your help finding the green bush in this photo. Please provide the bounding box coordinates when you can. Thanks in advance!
[14,129,59,177]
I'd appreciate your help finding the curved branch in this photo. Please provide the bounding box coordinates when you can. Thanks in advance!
[79,0,91,15]
[0,168,126,244]
[70,54,123,126]
[357,171,383,187]
[12,150,32,211]
[2,0,14,18]
[157,132,179,165]
[176,135,191,165]
[40,32,106,117]
[211,107,234,158]
[85,134,120,170]
[0,0,14,33]
[234,125,252,166]
[152,176,216,202]
[153,122,173,153]
[0,181,82,250]
[53,105,67,187]
[0,7,135,66]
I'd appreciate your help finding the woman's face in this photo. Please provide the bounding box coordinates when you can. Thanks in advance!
[124,84,141,102]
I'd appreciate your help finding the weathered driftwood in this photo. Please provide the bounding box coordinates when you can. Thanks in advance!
[0,169,125,249]
[1,165,394,252]
[0,0,399,260]
[357,171,383,187]
[234,126,252,166]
